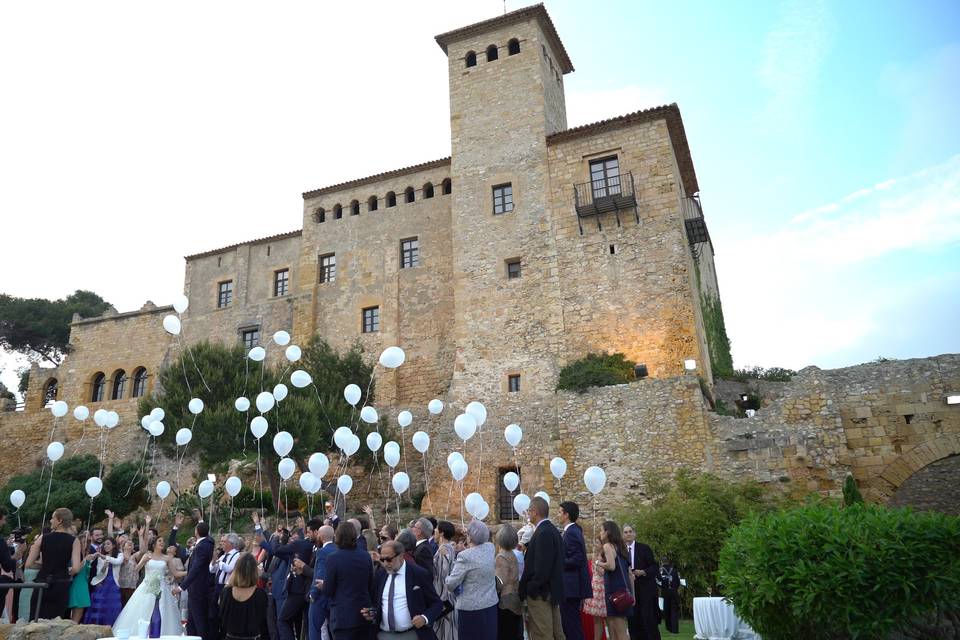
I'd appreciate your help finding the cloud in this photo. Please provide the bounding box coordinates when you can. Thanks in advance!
[565,85,670,129]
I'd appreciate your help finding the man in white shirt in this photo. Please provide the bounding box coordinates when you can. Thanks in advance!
[364,541,442,640]
[210,531,241,637]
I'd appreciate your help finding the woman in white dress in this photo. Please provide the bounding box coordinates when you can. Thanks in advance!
[112,537,182,637]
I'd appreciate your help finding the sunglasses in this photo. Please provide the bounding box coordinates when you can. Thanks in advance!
[379,555,397,563]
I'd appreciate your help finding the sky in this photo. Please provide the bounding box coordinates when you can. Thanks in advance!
[1,0,958,394]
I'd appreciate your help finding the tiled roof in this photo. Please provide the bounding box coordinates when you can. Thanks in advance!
[547,103,700,195]
[184,230,302,260]
[302,157,451,200]
[435,3,573,74]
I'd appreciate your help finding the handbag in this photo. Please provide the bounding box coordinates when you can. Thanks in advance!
[607,558,635,613]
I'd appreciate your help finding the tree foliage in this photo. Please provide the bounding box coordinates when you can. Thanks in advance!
[726,366,797,382]
[0,290,112,365]
[842,473,863,507]
[718,502,960,640]
[556,352,637,393]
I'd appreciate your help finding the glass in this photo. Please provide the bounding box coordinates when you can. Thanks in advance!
[379,555,397,563]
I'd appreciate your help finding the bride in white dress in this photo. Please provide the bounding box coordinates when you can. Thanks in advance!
[113,538,184,637]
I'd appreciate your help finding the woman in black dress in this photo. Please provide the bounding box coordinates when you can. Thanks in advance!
[595,521,634,640]
[219,553,269,640]
[25,507,83,620]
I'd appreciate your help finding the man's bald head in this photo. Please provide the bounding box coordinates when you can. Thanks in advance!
[529,496,549,522]
[318,525,335,543]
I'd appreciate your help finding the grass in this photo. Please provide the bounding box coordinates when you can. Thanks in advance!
[675,619,696,639]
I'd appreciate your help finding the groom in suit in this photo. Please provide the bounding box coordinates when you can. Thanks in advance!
[519,496,565,640]
[559,501,592,640]
[175,521,214,640]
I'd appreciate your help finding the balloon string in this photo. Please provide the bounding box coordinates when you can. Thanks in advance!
[256,438,264,520]
[178,326,211,393]
[124,436,151,497]
[459,480,465,527]
[157,497,165,524]
[422,453,430,514]
[476,426,484,494]
[311,384,334,433]
[229,496,234,533]
[73,419,88,454]
[177,336,193,396]
[41,462,55,527]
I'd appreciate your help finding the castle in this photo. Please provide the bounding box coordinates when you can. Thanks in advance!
[4,5,958,519]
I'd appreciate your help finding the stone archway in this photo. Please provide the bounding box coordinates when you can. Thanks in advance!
[888,454,960,515]
[868,434,960,512]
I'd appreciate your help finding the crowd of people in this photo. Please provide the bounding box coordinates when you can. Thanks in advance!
[0,497,682,640]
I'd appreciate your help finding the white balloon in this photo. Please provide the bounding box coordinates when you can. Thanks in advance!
[411,431,430,453]
[46,441,64,462]
[549,457,567,480]
[51,400,68,418]
[474,501,490,520]
[504,424,522,447]
[584,466,607,495]
[310,475,323,493]
[225,476,242,497]
[248,346,266,362]
[397,410,413,428]
[447,451,464,469]
[163,314,181,336]
[378,346,406,369]
[503,471,520,492]
[140,415,154,430]
[384,449,401,468]
[273,431,294,457]
[534,491,551,504]
[273,383,289,402]
[188,398,204,415]
[94,409,108,427]
[278,458,296,480]
[10,490,25,508]
[156,481,171,499]
[299,471,318,493]
[273,330,291,346]
[291,370,312,388]
[85,477,103,498]
[308,452,330,477]
[360,406,379,424]
[454,413,477,441]
[513,493,530,515]
[344,434,361,456]
[334,427,353,450]
[235,396,251,412]
[285,345,302,362]
[148,421,165,437]
[366,432,383,452]
[465,401,487,427]
[465,492,484,516]
[73,405,89,421]
[175,428,192,446]
[383,440,400,456]
[392,471,410,494]
[450,458,468,481]
[150,407,165,421]
[106,411,119,429]
[343,384,362,406]
[197,479,214,498]
[256,391,275,413]
[250,416,268,439]
[427,399,444,415]
[173,294,189,314]
[337,474,353,495]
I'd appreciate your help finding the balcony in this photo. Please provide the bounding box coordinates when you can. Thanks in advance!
[681,195,710,257]
[573,172,639,232]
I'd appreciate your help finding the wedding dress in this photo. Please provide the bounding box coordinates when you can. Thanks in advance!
[112,559,182,637]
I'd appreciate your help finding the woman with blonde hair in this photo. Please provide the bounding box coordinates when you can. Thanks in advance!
[220,553,269,640]
[26,507,83,620]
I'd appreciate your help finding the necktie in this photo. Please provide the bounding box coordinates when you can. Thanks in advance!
[387,573,397,632]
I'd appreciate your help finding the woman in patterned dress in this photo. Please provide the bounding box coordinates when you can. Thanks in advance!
[432,520,459,640]
[582,535,607,640]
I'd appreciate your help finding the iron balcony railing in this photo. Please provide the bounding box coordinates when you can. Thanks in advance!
[682,195,709,246]
[574,172,637,217]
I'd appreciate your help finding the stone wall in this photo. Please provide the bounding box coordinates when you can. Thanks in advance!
[0,620,112,640]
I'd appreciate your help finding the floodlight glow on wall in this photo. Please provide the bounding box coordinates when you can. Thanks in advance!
[207,473,217,483]
[947,395,960,406]
[684,359,697,371]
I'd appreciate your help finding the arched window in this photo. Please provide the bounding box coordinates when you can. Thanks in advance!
[486,45,498,62]
[333,204,343,219]
[386,191,397,208]
[404,187,415,203]
[111,370,127,400]
[313,207,325,223]
[132,367,148,398]
[350,200,360,216]
[42,378,58,408]
[465,51,477,67]
[508,39,520,55]
[441,178,452,195]
[423,182,434,199]
[368,196,378,212]
[91,372,106,402]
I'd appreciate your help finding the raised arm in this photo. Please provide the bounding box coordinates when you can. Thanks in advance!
[362,505,377,537]
[106,510,115,539]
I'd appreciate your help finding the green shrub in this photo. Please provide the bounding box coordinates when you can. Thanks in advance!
[718,502,960,640]
[842,473,863,507]
[556,353,636,393]
[727,366,796,382]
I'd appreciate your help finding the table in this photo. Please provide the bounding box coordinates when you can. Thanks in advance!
[693,597,760,640]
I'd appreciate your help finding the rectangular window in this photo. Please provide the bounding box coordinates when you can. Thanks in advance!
[217,280,233,308]
[497,468,522,520]
[319,254,336,283]
[508,374,520,392]
[274,269,289,297]
[506,259,521,279]
[241,328,260,350]
[362,306,380,333]
[493,183,514,214]
[589,156,621,199]
[400,238,420,269]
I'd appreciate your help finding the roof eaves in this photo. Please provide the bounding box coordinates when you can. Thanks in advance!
[302,157,452,200]
[184,229,302,261]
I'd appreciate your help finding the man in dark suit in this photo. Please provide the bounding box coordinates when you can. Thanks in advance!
[322,522,374,640]
[274,517,321,640]
[519,496,565,640]
[411,518,435,579]
[174,521,214,640]
[365,540,442,640]
[559,501,591,640]
[623,525,660,640]
[308,525,337,640]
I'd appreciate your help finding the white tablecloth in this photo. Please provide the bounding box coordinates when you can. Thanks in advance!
[693,597,760,640]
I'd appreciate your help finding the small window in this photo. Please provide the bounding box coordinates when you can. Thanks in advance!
[274,269,290,297]
[401,237,420,269]
[506,259,521,279]
[508,374,520,393]
[111,370,127,400]
[241,328,260,351]
[589,156,622,199]
[508,39,520,55]
[498,468,522,520]
[423,182,434,199]
[362,306,380,333]
[405,187,415,203]
[486,45,498,62]
[441,178,452,195]
[368,196,378,212]
[319,253,336,284]
[350,200,360,216]
[314,207,325,223]
[91,372,106,402]
[42,378,58,408]
[333,204,343,219]
[386,191,397,208]
[217,281,233,308]
[493,183,514,214]
[466,51,477,68]
[132,368,148,398]
[609,244,617,255]
[217,256,222,267]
